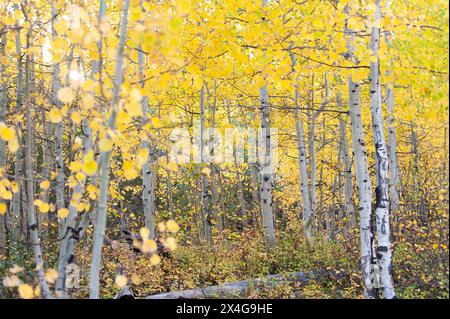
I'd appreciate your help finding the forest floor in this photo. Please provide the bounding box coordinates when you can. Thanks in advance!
[61,226,448,299]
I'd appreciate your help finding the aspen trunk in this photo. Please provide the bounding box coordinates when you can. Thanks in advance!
[258,84,276,250]
[51,2,65,237]
[24,31,52,299]
[11,27,24,243]
[369,0,396,299]
[139,48,156,238]
[258,0,276,250]
[308,75,328,233]
[348,79,377,298]
[294,81,312,246]
[383,3,400,219]
[89,0,129,299]
[200,84,211,243]
[337,98,355,226]
[0,32,7,250]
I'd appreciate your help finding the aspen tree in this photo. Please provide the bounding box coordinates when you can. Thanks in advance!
[344,3,378,298]
[258,0,276,250]
[24,24,53,299]
[89,0,130,299]
[369,0,396,299]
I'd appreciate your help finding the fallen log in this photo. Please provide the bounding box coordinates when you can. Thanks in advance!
[142,270,334,299]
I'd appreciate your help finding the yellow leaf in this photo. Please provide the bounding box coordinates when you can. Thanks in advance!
[201,167,211,176]
[38,202,50,214]
[136,148,149,168]
[140,227,150,240]
[115,275,127,289]
[57,208,69,219]
[0,123,15,141]
[151,117,163,128]
[99,138,113,152]
[18,284,34,299]
[167,161,178,172]
[44,269,58,284]
[82,151,97,176]
[142,239,157,254]
[130,88,142,103]
[75,172,85,183]
[48,108,63,123]
[2,275,20,287]
[166,220,180,233]
[157,222,166,233]
[0,190,12,200]
[40,180,50,190]
[7,137,19,153]
[164,237,177,251]
[57,87,75,104]
[71,111,82,124]
[149,254,161,266]
[123,160,138,180]
[0,203,6,215]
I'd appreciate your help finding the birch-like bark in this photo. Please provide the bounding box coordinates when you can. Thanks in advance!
[259,84,276,249]
[209,85,223,231]
[348,79,377,298]
[294,80,312,246]
[343,2,378,298]
[50,1,65,237]
[384,21,400,216]
[0,32,7,249]
[89,0,130,299]
[337,93,355,226]
[11,27,24,242]
[200,84,211,243]
[225,103,245,230]
[306,74,328,235]
[56,2,107,297]
[24,30,53,299]
[369,0,396,299]
[138,47,156,238]
[258,0,276,250]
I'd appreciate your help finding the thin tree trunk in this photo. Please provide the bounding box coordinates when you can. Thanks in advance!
[89,0,130,299]
[369,0,395,299]
[139,48,156,238]
[294,79,312,246]
[348,79,377,299]
[383,5,400,220]
[258,84,276,250]
[0,32,8,250]
[51,1,65,238]
[11,27,24,243]
[200,84,211,243]
[337,93,355,226]
[24,30,52,299]
[258,0,276,250]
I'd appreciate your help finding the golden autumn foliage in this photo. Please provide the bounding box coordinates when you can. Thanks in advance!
[0,0,448,299]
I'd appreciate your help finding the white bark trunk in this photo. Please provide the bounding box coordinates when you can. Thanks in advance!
[11,27,23,243]
[89,0,130,299]
[348,79,378,298]
[258,0,276,250]
[259,85,276,250]
[336,94,355,226]
[0,32,7,249]
[200,84,212,243]
[383,5,400,216]
[369,0,396,299]
[24,31,53,299]
[138,48,156,238]
[294,81,312,246]
[50,1,65,237]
